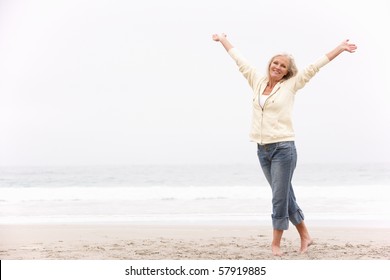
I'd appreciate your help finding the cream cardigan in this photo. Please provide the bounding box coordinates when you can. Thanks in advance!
[228,48,330,145]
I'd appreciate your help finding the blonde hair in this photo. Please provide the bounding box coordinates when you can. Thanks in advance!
[267,53,298,81]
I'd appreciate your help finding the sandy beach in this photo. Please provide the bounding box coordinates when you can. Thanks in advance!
[1,224,389,260]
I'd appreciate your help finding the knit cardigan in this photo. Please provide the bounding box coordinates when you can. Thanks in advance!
[228,48,330,144]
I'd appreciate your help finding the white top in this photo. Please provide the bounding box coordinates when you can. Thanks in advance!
[228,47,330,144]
[259,93,270,108]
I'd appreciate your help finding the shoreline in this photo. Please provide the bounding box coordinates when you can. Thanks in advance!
[1,223,390,260]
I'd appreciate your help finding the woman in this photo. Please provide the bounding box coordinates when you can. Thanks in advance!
[212,33,357,256]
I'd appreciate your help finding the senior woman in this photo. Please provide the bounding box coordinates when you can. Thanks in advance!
[212,33,357,256]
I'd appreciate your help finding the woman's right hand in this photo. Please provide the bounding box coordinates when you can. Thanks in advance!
[212,33,233,52]
[212,33,227,42]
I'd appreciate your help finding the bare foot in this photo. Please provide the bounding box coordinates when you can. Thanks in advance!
[272,244,283,256]
[300,238,313,254]
[271,229,284,256]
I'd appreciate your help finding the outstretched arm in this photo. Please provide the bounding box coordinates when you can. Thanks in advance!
[212,33,234,52]
[212,33,261,90]
[326,39,357,61]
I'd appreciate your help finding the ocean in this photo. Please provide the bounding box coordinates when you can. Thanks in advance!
[0,163,389,227]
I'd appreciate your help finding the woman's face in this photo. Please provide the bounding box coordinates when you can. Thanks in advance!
[269,56,289,81]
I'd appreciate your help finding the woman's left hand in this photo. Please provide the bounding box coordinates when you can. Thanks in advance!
[340,39,357,53]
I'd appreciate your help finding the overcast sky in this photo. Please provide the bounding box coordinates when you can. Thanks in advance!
[0,0,389,166]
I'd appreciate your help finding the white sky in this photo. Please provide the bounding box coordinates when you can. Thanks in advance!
[0,0,389,166]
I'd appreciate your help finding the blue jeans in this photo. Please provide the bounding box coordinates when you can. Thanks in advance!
[257,141,304,230]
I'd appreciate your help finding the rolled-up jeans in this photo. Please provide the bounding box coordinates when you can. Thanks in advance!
[257,141,304,230]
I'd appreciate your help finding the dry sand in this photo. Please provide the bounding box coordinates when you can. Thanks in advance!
[1,224,389,260]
